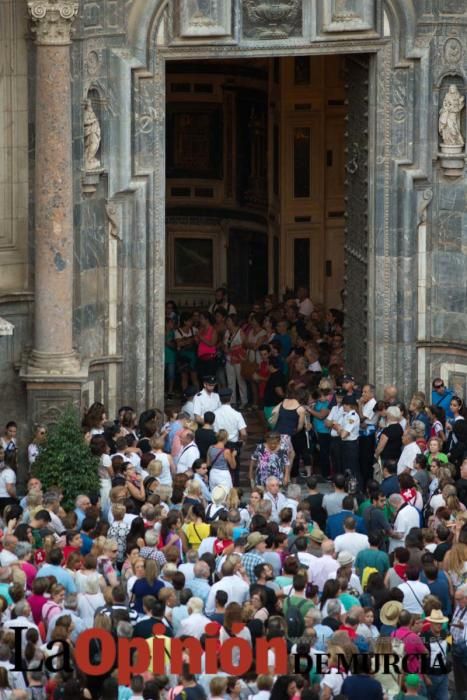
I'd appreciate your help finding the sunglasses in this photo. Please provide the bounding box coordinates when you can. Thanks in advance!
[434,384,444,389]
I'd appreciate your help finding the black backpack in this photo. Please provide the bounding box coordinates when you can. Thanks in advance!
[285,591,307,639]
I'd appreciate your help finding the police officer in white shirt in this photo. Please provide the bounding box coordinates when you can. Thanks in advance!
[193,376,221,426]
[339,395,361,488]
[214,387,247,487]
[181,386,197,421]
[326,388,345,475]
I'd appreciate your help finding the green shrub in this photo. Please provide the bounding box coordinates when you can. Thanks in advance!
[32,405,100,510]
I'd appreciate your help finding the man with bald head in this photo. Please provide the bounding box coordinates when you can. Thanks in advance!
[383,385,398,405]
[308,539,339,592]
[388,493,419,553]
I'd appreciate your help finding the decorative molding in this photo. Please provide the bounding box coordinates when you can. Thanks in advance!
[320,0,375,34]
[27,0,79,45]
[0,318,14,337]
[179,0,232,38]
[243,0,303,40]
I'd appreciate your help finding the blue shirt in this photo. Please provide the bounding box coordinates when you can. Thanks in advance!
[188,577,211,604]
[80,532,93,556]
[431,388,454,420]
[325,510,367,539]
[273,333,292,358]
[36,564,77,594]
[380,475,400,497]
[313,400,330,434]
[74,508,86,529]
[420,570,452,616]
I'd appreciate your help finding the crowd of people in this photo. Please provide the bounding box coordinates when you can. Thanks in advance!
[0,289,466,700]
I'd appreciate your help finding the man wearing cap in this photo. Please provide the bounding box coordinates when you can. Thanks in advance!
[325,388,345,475]
[181,386,197,420]
[328,551,363,595]
[338,395,361,488]
[242,533,267,584]
[214,387,247,487]
[421,608,450,700]
[341,375,361,401]
[193,376,221,426]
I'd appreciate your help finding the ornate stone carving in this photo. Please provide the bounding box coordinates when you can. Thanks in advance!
[438,84,465,178]
[27,0,79,45]
[84,99,102,171]
[179,0,231,38]
[444,38,463,65]
[105,203,121,241]
[243,0,302,39]
[439,85,464,147]
[320,0,375,34]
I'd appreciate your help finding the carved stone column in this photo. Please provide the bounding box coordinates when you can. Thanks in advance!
[21,0,87,424]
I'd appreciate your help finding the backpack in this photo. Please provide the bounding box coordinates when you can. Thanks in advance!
[285,592,307,639]
[205,503,228,523]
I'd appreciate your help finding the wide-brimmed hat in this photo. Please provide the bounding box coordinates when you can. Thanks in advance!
[211,485,227,504]
[245,532,267,551]
[379,600,403,626]
[337,551,355,567]
[426,609,449,624]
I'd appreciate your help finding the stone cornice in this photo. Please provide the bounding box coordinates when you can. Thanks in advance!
[27,0,79,45]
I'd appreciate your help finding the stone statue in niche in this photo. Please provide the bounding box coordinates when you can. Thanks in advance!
[439,84,464,147]
[189,0,216,26]
[84,99,101,171]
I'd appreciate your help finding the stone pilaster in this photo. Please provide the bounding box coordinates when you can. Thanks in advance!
[21,0,87,425]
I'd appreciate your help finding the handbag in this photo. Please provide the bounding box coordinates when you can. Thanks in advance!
[241,359,258,380]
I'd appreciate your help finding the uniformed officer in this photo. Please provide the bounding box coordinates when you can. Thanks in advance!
[214,387,247,487]
[340,374,362,401]
[339,395,361,488]
[181,386,197,421]
[193,376,221,426]
[325,387,346,475]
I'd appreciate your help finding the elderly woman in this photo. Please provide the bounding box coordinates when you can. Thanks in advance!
[374,405,403,462]
[426,436,449,467]
[249,432,290,487]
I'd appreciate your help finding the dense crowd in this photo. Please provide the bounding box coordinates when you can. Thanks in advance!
[0,288,466,700]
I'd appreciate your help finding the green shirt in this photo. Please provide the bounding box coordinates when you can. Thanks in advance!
[339,592,360,611]
[359,499,394,522]
[283,594,314,619]
[165,329,176,364]
[427,452,449,466]
[355,548,390,577]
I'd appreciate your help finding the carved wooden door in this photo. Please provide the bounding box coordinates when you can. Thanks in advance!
[343,55,370,383]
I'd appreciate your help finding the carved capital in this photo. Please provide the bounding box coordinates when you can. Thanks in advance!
[28,0,79,45]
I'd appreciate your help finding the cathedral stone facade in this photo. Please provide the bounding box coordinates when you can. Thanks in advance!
[1,0,467,434]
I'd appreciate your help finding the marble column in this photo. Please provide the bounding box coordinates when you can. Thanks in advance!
[21,0,87,427]
[27,0,79,370]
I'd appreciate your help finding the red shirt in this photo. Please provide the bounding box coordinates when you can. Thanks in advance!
[338,623,357,639]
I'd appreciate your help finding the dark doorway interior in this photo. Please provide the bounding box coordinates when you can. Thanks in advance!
[228,229,268,307]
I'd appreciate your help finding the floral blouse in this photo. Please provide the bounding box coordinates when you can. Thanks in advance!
[251,443,289,485]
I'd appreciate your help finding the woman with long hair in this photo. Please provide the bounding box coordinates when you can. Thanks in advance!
[207,430,236,492]
[27,425,47,468]
[159,512,187,561]
[443,541,467,588]
[131,559,163,614]
[220,602,252,668]
[182,503,210,552]
[82,402,106,435]
[196,311,218,380]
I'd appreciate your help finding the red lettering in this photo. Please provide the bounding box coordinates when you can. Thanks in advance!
[170,637,204,674]
[256,637,288,674]
[219,637,253,675]
[117,638,151,685]
[74,630,115,676]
